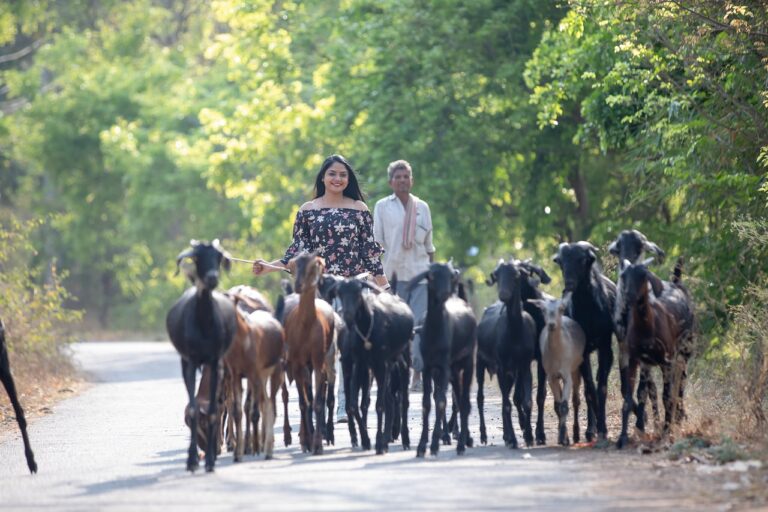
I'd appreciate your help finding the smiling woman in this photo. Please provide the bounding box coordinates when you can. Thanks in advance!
[251,154,389,288]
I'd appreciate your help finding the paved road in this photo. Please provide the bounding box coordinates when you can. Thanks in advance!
[0,341,715,511]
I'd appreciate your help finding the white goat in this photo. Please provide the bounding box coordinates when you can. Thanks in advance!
[529,293,585,446]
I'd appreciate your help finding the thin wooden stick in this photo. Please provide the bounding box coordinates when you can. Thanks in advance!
[230,257,291,274]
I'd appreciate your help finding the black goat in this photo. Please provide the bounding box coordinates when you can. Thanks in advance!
[518,259,554,445]
[617,259,695,448]
[553,241,616,441]
[477,259,537,448]
[166,239,236,472]
[0,319,37,473]
[410,262,477,456]
[333,278,413,454]
[317,273,372,449]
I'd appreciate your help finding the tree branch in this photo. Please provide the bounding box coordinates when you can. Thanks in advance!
[0,39,45,64]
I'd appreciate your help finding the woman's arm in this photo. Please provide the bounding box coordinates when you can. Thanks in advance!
[252,259,287,276]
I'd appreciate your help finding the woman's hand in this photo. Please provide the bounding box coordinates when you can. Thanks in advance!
[374,274,391,292]
[252,259,278,276]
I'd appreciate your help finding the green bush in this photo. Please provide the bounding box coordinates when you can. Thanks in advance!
[0,211,82,358]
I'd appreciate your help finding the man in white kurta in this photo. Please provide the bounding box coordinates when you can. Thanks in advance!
[373,160,435,389]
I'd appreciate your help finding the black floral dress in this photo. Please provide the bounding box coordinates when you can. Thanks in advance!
[281,208,385,277]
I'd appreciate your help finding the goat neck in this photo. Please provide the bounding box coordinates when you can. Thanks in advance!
[194,286,222,337]
[352,298,375,350]
[628,281,654,339]
[295,279,319,328]
[500,281,525,331]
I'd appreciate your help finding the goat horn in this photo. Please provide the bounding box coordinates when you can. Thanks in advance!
[642,257,655,266]
[175,248,195,276]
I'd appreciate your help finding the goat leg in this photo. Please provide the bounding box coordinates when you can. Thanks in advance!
[617,362,639,449]
[572,370,582,443]
[281,381,292,447]
[514,365,534,447]
[430,368,447,456]
[596,346,613,440]
[0,344,37,473]
[204,359,221,472]
[181,359,200,472]
[535,359,547,446]
[416,370,433,458]
[499,372,518,449]
[399,360,411,450]
[579,356,598,442]
[476,360,488,445]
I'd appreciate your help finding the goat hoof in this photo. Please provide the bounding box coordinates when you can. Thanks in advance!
[457,445,465,455]
[416,446,426,458]
[466,436,474,448]
[505,441,518,449]
[616,435,629,450]
[480,434,488,445]
[265,454,273,460]
[536,435,546,446]
[586,432,596,443]
[205,464,215,473]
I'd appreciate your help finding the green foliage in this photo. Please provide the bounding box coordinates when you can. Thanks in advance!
[0,211,82,356]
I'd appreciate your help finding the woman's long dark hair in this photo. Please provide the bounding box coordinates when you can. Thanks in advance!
[313,154,366,202]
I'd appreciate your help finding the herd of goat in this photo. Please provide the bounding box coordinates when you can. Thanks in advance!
[0,230,695,475]
[165,230,696,473]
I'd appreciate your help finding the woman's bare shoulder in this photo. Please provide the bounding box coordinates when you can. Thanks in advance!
[299,201,317,211]
[351,200,369,212]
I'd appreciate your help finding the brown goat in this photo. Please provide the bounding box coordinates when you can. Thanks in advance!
[226,302,285,460]
[616,260,694,449]
[228,285,292,449]
[284,251,337,455]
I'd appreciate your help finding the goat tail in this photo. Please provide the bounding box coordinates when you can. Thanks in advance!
[672,257,684,285]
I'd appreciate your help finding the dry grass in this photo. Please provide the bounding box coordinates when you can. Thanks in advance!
[0,351,84,440]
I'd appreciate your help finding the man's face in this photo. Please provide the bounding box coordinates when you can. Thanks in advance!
[389,168,413,195]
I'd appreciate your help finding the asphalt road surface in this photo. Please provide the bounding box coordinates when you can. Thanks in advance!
[0,341,719,511]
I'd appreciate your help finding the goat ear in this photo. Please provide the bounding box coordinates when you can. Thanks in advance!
[608,239,619,256]
[485,272,497,286]
[316,256,326,271]
[648,271,664,297]
[221,256,232,273]
[533,265,552,284]
[407,271,429,292]
[526,298,544,309]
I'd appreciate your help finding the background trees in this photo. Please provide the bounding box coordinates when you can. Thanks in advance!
[0,1,765,389]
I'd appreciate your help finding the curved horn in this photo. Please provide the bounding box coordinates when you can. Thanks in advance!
[175,248,195,276]
[360,280,385,294]
[407,271,429,292]
[644,241,666,261]
[608,239,619,256]
[577,240,599,252]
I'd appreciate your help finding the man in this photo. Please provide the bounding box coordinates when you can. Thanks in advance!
[373,159,435,391]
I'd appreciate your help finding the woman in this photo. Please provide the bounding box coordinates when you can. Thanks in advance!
[252,154,389,289]
[252,154,389,423]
